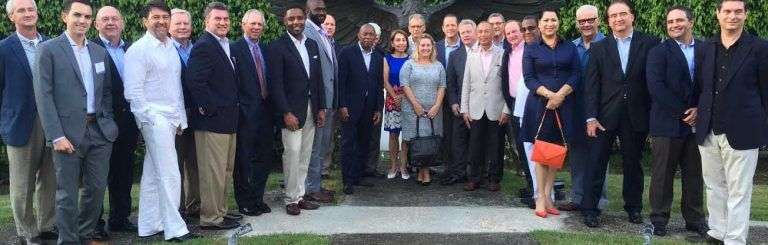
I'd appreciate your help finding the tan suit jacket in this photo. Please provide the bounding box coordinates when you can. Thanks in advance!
[460,45,510,121]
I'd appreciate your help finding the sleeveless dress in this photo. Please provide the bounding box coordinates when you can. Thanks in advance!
[383,54,409,133]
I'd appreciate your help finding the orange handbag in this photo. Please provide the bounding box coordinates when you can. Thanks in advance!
[531,109,568,169]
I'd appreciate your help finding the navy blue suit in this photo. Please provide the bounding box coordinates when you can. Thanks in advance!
[338,43,383,185]
[436,40,461,68]
[0,33,46,146]
[696,34,768,150]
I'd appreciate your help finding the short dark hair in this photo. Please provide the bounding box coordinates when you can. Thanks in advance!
[522,15,538,23]
[609,0,635,15]
[539,8,559,20]
[62,0,91,14]
[204,2,228,19]
[443,13,458,22]
[666,5,693,21]
[141,0,170,19]
[284,4,305,16]
[717,0,748,11]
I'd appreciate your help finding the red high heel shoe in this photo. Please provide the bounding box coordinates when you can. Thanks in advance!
[535,210,548,218]
[546,208,560,215]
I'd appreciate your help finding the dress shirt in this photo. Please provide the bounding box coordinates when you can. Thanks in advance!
[573,32,605,72]
[245,36,267,98]
[16,32,42,77]
[99,35,126,78]
[615,31,633,74]
[123,32,187,129]
[507,41,524,98]
[476,45,494,77]
[208,31,233,68]
[65,31,96,114]
[288,32,311,77]
[358,42,372,71]
[444,39,460,64]
[172,38,193,65]
[676,39,696,81]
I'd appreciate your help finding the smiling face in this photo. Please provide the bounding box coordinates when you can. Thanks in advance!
[504,21,522,47]
[358,25,376,51]
[716,1,747,32]
[143,7,170,41]
[284,8,306,38]
[242,11,265,41]
[458,23,476,47]
[442,15,458,40]
[576,8,599,38]
[307,0,326,25]
[521,18,539,44]
[476,22,493,48]
[170,12,191,41]
[538,11,559,38]
[666,9,693,41]
[607,2,634,34]
[9,0,38,30]
[392,32,408,53]
[62,2,93,37]
[95,7,123,41]
[322,14,336,37]
[205,8,230,38]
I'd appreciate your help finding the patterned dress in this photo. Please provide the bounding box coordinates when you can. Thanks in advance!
[383,54,409,133]
[399,60,446,141]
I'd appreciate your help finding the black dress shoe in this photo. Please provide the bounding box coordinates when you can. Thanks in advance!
[256,202,272,213]
[167,232,202,242]
[239,207,263,216]
[439,176,459,186]
[354,180,374,187]
[109,221,138,232]
[685,233,723,244]
[557,202,580,211]
[583,216,600,228]
[344,184,354,194]
[627,212,643,224]
[38,230,58,240]
[200,219,240,230]
[521,197,535,209]
[652,224,667,236]
[686,223,710,236]
[90,227,110,241]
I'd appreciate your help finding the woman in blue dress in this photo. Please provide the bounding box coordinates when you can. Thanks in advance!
[521,9,580,218]
[383,30,411,179]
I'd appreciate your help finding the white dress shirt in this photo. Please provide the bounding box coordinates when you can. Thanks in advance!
[288,32,311,77]
[123,32,187,129]
[358,42,372,70]
[65,31,96,114]
[208,31,233,68]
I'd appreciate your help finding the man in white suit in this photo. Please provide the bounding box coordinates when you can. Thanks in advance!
[460,21,510,192]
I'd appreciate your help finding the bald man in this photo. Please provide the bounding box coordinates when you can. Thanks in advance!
[91,5,139,237]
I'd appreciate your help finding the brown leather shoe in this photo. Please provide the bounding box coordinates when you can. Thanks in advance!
[487,182,501,192]
[464,182,478,191]
[557,202,580,211]
[286,204,301,215]
[298,200,320,210]
[305,192,333,203]
[320,187,336,196]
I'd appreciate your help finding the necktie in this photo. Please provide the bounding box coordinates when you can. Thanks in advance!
[251,45,267,98]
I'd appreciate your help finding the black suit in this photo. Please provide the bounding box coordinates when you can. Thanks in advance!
[581,31,659,217]
[267,34,325,128]
[91,38,138,227]
[187,32,239,134]
[338,44,384,185]
[500,43,531,194]
[436,40,462,175]
[231,38,274,210]
[444,46,470,179]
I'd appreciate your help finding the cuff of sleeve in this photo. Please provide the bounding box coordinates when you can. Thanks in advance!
[586,118,597,123]
[53,136,66,144]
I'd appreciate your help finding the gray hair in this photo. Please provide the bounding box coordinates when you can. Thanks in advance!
[459,19,476,29]
[575,4,599,18]
[241,9,265,23]
[408,13,424,24]
[171,8,191,20]
[5,0,37,16]
[367,22,381,38]
[487,12,504,21]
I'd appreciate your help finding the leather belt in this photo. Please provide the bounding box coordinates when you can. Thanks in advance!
[85,114,97,124]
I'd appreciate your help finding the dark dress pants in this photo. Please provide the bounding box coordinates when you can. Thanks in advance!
[504,116,532,191]
[468,114,502,184]
[100,110,139,227]
[445,113,470,178]
[342,105,375,185]
[649,135,704,226]
[581,113,647,217]
[365,117,382,174]
[441,101,454,170]
[233,103,274,209]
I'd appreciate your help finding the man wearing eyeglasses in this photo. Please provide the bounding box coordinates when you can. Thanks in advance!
[520,16,539,45]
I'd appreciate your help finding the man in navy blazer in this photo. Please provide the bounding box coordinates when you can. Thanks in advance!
[435,14,461,178]
[230,9,274,217]
[0,0,56,243]
[338,24,384,195]
[645,6,705,237]
[690,1,768,244]
[267,6,326,216]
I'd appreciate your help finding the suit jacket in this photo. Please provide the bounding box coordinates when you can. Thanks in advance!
[338,43,384,123]
[695,33,768,150]
[231,38,268,106]
[267,33,325,128]
[304,20,338,109]
[460,46,509,120]
[500,42,523,113]
[0,33,47,146]
[584,31,660,132]
[186,32,239,134]
[646,38,702,138]
[446,46,468,107]
[436,39,462,68]
[33,33,118,146]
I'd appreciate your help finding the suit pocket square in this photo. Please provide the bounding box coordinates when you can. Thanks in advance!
[313,55,318,59]
[94,62,105,74]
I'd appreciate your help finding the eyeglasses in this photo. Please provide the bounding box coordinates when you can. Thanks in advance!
[577,18,596,25]
[522,26,537,32]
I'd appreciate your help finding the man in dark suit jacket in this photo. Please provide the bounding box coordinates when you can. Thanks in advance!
[91,6,139,236]
[0,1,56,243]
[435,14,461,177]
[441,19,476,186]
[267,6,326,216]
[689,1,768,244]
[185,2,241,230]
[581,1,660,227]
[645,6,705,237]
[338,24,384,195]
[230,9,274,217]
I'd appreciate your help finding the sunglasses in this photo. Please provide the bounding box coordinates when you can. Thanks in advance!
[522,26,537,32]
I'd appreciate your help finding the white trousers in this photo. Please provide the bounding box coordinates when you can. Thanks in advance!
[698,132,757,245]
[282,104,316,204]
[137,117,189,240]
[523,142,555,200]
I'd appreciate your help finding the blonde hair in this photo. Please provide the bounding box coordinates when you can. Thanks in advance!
[410,33,437,63]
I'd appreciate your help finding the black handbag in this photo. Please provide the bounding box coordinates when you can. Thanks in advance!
[408,115,442,166]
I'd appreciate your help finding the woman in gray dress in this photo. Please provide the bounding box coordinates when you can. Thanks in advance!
[400,34,446,186]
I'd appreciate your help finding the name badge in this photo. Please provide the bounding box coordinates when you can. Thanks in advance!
[95,62,105,74]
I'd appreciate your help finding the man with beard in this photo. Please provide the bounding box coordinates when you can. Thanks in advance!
[123,1,199,241]
[487,13,504,48]
[304,0,337,203]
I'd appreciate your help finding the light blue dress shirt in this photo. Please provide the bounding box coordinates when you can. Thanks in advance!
[99,35,125,79]
[676,39,696,81]
[16,32,42,76]
[615,32,633,74]
[444,39,460,64]
[173,39,193,65]
[573,32,605,73]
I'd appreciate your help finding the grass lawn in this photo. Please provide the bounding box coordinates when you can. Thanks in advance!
[151,234,330,245]
[530,230,690,244]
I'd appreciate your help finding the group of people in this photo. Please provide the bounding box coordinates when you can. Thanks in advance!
[0,0,764,244]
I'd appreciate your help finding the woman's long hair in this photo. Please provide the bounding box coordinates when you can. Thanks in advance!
[410,33,437,63]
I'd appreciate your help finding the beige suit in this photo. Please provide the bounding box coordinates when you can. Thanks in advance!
[460,45,510,120]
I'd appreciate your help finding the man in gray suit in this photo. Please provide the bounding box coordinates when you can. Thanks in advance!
[304,0,338,203]
[32,0,118,244]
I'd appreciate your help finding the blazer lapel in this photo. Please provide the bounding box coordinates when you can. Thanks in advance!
[9,34,33,80]
[624,34,642,76]
[605,37,623,75]
[87,42,103,108]
[483,50,501,82]
[205,32,234,73]
[669,40,693,84]
[57,35,84,88]
[724,35,753,88]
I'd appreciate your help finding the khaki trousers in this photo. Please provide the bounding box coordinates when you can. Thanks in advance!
[282,104,315,204]
[698,132,758,245]
[6,118,56,239]
[195,131,236,226]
